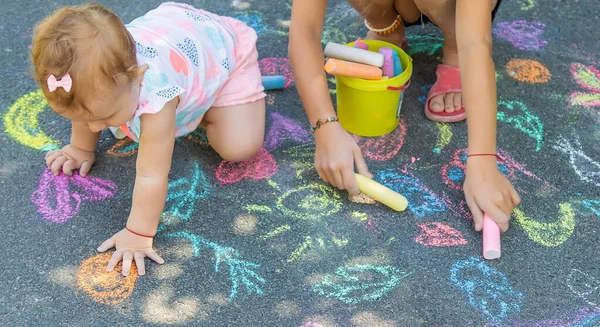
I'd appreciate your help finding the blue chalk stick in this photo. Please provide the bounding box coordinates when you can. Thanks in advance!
[262,76,285,90]
[393,51,403,77]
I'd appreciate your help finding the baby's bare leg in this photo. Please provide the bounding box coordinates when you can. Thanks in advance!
[414,0,498,113]
[203,99,266,162]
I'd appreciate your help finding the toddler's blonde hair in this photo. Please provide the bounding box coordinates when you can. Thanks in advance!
[31,3,138,114]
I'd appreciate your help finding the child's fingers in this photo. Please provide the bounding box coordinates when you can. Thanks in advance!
[509,186,521,207]
[50,156,68,175]
[485,205,510,233]
[106,249,125,272]
[466,196,484,232]
[62,160,77,176]
[97,238,115,252]
[144,249,165,265]
[134,252,146,276]
[45,152,62,168]
[342,168,359,195]
[353,148,372,179]
[121,251,134,276]
[79,161,93,177]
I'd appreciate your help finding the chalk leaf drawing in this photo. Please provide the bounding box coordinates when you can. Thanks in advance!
[264,112,311,151]
[353,119,407,161]
[450,257,523,323]
[513,203,575,247]
[166,231,265,300]
[485,307,600,327]
[159,161,211,231]
[215,147,278,184]
[76,253,137,305]
[553,135,600,187]
[569,63,600,108]
[31,169,118,224]
[492,20,547,51]
[276,183,342,220]
[415,222,468,247]
[377,169,446,218]
[312,265,412,304]
[3,89,61,151]
[497,100,544,151]
[567,269,600,308]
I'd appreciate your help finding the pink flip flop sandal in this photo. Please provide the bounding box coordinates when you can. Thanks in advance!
[424,64,466,123]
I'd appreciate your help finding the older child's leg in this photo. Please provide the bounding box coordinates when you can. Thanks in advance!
[203,99,266,162]
[414,0,498,114]
[346,0,421,48]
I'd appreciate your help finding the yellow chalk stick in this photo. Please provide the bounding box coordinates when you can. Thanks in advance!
[355,174,408,211]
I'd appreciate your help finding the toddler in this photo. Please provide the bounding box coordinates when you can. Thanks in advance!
[31,2,266,276]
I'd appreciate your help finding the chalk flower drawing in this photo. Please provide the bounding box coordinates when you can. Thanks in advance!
[569,63,600,108]
[553,135,600,187]
[312,265,412,304]
[167,231,265,300]
[513,203,575,247]
[492,20,547,51]
[276,183,342,220]
[31,169,118,224]
[567,269,600,308]
[450,257,523,322]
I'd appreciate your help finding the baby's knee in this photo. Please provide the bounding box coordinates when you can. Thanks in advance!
[218,135,264,162]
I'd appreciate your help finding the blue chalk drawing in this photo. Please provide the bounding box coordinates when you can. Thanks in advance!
[377,169,446,217]
[234,14,266,34]
[158,161,211,232]
[418,84,434,104]
[450,257,524,323]
[582,200,600,217]
[312,265,412,304]
[406,35,444,56]
[166,231,266,300]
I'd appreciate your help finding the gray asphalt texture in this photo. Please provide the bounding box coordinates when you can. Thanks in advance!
[1,0,600,326]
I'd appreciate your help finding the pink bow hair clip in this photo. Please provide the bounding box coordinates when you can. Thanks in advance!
[47,74,72,92]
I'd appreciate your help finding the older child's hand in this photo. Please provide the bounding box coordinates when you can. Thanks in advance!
[97,228,164,276]
[314,123,372,195]
[463,157,521,233]
[45,144,95,176]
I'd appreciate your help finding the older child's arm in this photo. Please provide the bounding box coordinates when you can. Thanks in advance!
[45,121,99,176]
[456,0,520,232]
[289,0,371,196]
[98,97,178,276]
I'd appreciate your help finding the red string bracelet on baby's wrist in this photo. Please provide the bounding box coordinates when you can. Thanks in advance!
[467,153,505,162]
[125,226,155,238]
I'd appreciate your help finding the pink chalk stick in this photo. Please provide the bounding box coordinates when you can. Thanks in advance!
[379,47,394,78]
[354,40,369,50]
[482,214,501,260]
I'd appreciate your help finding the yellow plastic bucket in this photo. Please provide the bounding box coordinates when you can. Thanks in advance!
[335,40,413,136]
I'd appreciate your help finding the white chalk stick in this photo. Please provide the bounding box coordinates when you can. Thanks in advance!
[324,42,384,68]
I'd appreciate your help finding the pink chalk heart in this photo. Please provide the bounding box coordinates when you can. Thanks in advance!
[216,148,278,184]
[415,222,468,247]
[31,169,118,224]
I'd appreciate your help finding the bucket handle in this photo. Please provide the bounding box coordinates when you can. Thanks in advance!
[387,79,411,91]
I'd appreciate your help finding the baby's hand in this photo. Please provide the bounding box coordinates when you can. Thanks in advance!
[463,157,521,233]
[97,228,165,276]
[45,144,95,176]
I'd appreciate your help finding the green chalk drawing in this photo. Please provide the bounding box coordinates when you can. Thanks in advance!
[497,100,544,151]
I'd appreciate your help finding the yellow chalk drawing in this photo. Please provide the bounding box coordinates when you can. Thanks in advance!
[261,225,291,240]
[276,183,342,220]
[519,0,535,10]
[4,89,61,151]
[245,204,272,214]
[352,211,369,221]
[288,236,313,263]
[267,178,280,190]
[513,203,575,247]
[331,234,349,246]
[433,122,453,154]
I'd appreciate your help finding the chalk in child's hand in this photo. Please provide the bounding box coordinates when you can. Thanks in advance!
[325,59,383,80]
[354,173,408,211]
[324,42,384,67]
[261,76,285,90]
[378,47,395,78]
[353,40,369,50]
[393,50,403,76]
[482,214,501,260]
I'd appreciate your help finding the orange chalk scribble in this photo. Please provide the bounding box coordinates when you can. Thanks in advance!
[76,253,138,305]
[506,59,551,84]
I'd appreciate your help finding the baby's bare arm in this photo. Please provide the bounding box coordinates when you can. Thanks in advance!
[71,121,100,152]
[125,97,178,236]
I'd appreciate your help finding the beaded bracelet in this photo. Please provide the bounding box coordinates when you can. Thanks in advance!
[364,14,402,36]
[310,116,338,134]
